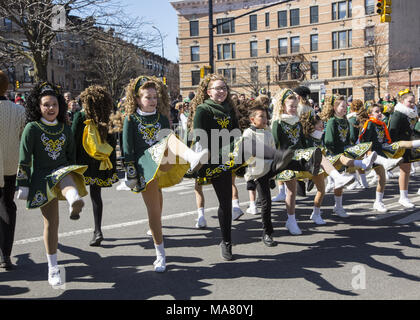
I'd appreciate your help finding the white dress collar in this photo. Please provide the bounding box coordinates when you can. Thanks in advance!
[137,108,157,116]
[40,117,58,125]
[280,114,300,125]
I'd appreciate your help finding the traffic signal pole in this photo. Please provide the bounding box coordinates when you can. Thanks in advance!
[208,0,296,73]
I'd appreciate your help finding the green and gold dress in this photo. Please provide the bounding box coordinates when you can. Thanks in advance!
[271,115,319,181]
[72,111,119,187]
[16,119,88,209]
[123,110,190,193]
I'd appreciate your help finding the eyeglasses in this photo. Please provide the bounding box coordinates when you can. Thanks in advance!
[210,86,228,92]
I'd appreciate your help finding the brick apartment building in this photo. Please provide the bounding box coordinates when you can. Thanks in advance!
[171,0,420,102]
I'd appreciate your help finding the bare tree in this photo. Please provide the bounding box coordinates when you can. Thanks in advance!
[0,0,161,81]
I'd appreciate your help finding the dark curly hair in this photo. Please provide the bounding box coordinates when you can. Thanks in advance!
[80,85,113,141]
[236,98,270,131]
[25,82,68,125]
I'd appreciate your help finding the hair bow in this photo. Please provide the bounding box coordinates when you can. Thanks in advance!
[398,88,411,96]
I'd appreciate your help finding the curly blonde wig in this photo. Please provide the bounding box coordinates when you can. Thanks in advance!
[319,95,346,122]
[271,88,296,123]
[349,99,364,113]
[300,112,321,138]
[187,73,234,130]
[124,75,170,121]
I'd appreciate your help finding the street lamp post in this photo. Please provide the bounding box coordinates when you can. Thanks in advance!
[408,66,413,90]
[152,26,164,59]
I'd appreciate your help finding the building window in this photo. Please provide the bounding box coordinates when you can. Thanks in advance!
[3,18,12,31]
[310,6,319,24]
[250,41,258,57]
[310,62,319,79]
[216,18,235,34]
[217,43,236,60]
[310,34,318,52]
[278,64,288,80]
[249,14,257,31]
[218,68,236,84]
[266,65,271,81]
[250,66,258,83]
[332,30,352,49]
[265,39,270,54]
[290,36,300,53]
[190,21,199,37]
[365,56,375,75]
[191,70,201,86]
[291,63,301,80]
[364,87,375,101]
[278,10,287,28]
[333,58,352,77]
[333,88,353,98]
[265,12,270,27]
[190,46,199,62]
[332,1,352,20]
[290,9,300,26]
[365,26,375,44]
[278,38,287,55]
[365,0,375,15]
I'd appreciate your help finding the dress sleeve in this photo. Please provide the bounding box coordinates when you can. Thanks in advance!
[122,115,138,179]
[324,119,336,152]
[65,125,76,164]
[271,120,281,149]
[16,123,35,187]
[71,111,84,163]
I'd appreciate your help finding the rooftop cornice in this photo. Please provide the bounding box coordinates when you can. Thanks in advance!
[170,0,279,16]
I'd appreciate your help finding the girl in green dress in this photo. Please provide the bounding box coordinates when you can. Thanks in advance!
[16,82,88,287]
[122,76,208,272]
[388,89,420,208]
[72,85,119,246]
[358,103,407,212]
[271,89,354,232]
[319,95,377,218]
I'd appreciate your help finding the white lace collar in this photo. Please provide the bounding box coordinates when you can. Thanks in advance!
[395,103,418,119]
[280,113,300,125]
[137,108,157,116]
[40,117,58,125]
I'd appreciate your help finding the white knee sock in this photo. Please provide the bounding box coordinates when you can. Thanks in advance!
[64,188,80,205]
[47,253,58,268]
[287,214,296,222]
[334,195,343,208]
[376,192,384,202]
[313,206,321,216]
[232,199,240,208]
[278,184,286,196]
[400,190,409,200]
[154,242,165,259]
[411,140,420,148]
[197,207,205,217]
[359,173,368,186]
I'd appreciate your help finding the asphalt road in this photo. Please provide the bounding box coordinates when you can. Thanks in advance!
[1,170,420,300]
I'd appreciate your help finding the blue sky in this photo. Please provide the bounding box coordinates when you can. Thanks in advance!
[122,0,179,63]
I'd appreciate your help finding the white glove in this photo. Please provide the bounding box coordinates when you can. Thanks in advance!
[124,179,138,189]
[17,187,29,200]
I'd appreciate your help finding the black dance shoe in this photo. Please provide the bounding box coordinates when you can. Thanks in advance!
[262,234,277,247]
[0,256,14,270]
[220,241,233,261]
[89,232,104,247]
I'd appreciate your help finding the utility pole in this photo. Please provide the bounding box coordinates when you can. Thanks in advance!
[208,0,214,72]
[208,0,295,73]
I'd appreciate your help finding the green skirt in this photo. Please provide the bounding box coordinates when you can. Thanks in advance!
[27,165,88,209]
[132,133,190,193]
[275,147,319,182]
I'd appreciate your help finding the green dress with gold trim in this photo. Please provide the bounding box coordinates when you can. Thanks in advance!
[192,99,244,185]
[271,117,319,181]
[324,116,371,161]
[16,120,88,209]
[71,111,119,187]
[123,111,190,193]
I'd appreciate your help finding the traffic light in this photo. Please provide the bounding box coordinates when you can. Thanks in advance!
[200,66,212,78]
[377,0,391,23]
[15,80,19,89]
